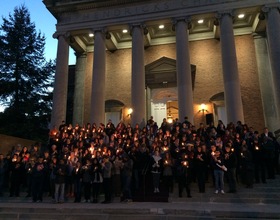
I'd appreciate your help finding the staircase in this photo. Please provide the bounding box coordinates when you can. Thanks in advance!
[0,175,280,220]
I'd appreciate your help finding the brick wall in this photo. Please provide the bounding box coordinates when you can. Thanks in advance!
[86,34,265,132]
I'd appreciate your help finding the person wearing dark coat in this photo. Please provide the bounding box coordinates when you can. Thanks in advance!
[224,144,237,193]
[239,145,254,188]
[91,158,103,203]
[194,145,207,193]
[262,136,276,179]
[9,154,24,197]
[72,161,82,203]
[31,156,46,202]
[54,159,67,203]
[0,153,7,197]
[176,153,192,198]
[81,159,92,203]
[101,156,113,203]
[121,154,133,202]
[251,138,266,183]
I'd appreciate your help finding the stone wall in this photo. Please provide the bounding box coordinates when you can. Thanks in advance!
[0,134,38,156]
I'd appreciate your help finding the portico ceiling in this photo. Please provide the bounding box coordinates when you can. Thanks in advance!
[43,1,267,53]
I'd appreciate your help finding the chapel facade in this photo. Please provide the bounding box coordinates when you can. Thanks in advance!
[43,0,280,133]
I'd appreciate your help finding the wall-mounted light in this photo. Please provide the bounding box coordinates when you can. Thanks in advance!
[199,103,208,113]
[128,108,133,117]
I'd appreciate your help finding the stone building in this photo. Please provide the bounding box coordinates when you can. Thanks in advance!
[43,0,280,133]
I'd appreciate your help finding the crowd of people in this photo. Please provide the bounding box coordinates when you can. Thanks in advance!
[0,116,279,204]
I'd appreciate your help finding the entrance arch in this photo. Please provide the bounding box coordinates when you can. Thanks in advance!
[105,100,124,126]
[210,92,227,126]
[145,57,196,125]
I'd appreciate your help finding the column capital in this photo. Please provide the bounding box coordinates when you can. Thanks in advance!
[259,4,280,21]
[262,3,280,13]
[172,16,192,30]
[260,4,280,20]
[216,10,235,20]
[52,31,68,39]
[75,51,87,58]
[92,27,107,34]
[129,23,148,35]
[91,28,111,40]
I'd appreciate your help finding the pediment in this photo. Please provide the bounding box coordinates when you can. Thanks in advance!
[146,57,176,74]
[145,56,196,89]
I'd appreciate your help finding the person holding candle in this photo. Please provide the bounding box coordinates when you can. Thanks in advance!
[81,158,92,202]
[224,143,237,193]
[176,152,192,198]
[91,158,103,203]
[162,152,174,193]
[239,145,254,188]
[151,150,162,193]
[194,145,207,193]
[211,149,226,194]
[121,153,133,202]
[101,156,112,203]
[72,161,82,202]
[54,158,67,203]
[251,137,266,184]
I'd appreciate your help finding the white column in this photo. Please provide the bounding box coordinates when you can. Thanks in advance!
[50,33,69,129]
[131,24,146,128]
[73,52,87,126]
[218,11,244,124]
[90,30,106,125]
[263,5,280,119]
[174,18,194,123]
[253,33,278,131]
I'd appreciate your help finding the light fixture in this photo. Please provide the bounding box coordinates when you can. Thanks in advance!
[89,33,94,37]
[198,103,208,114]
[128,108,133,116]
[122,29,128,33]
[238,14,245,19]
[159,24,164,29]
[167,101,173,124]
[197,19,204,24]
[200,103,206,112]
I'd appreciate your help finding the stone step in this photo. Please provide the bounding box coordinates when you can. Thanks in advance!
[1,175,279,219]
[0,203,280,220]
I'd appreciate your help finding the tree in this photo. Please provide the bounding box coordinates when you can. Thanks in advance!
[0,5,55,142]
